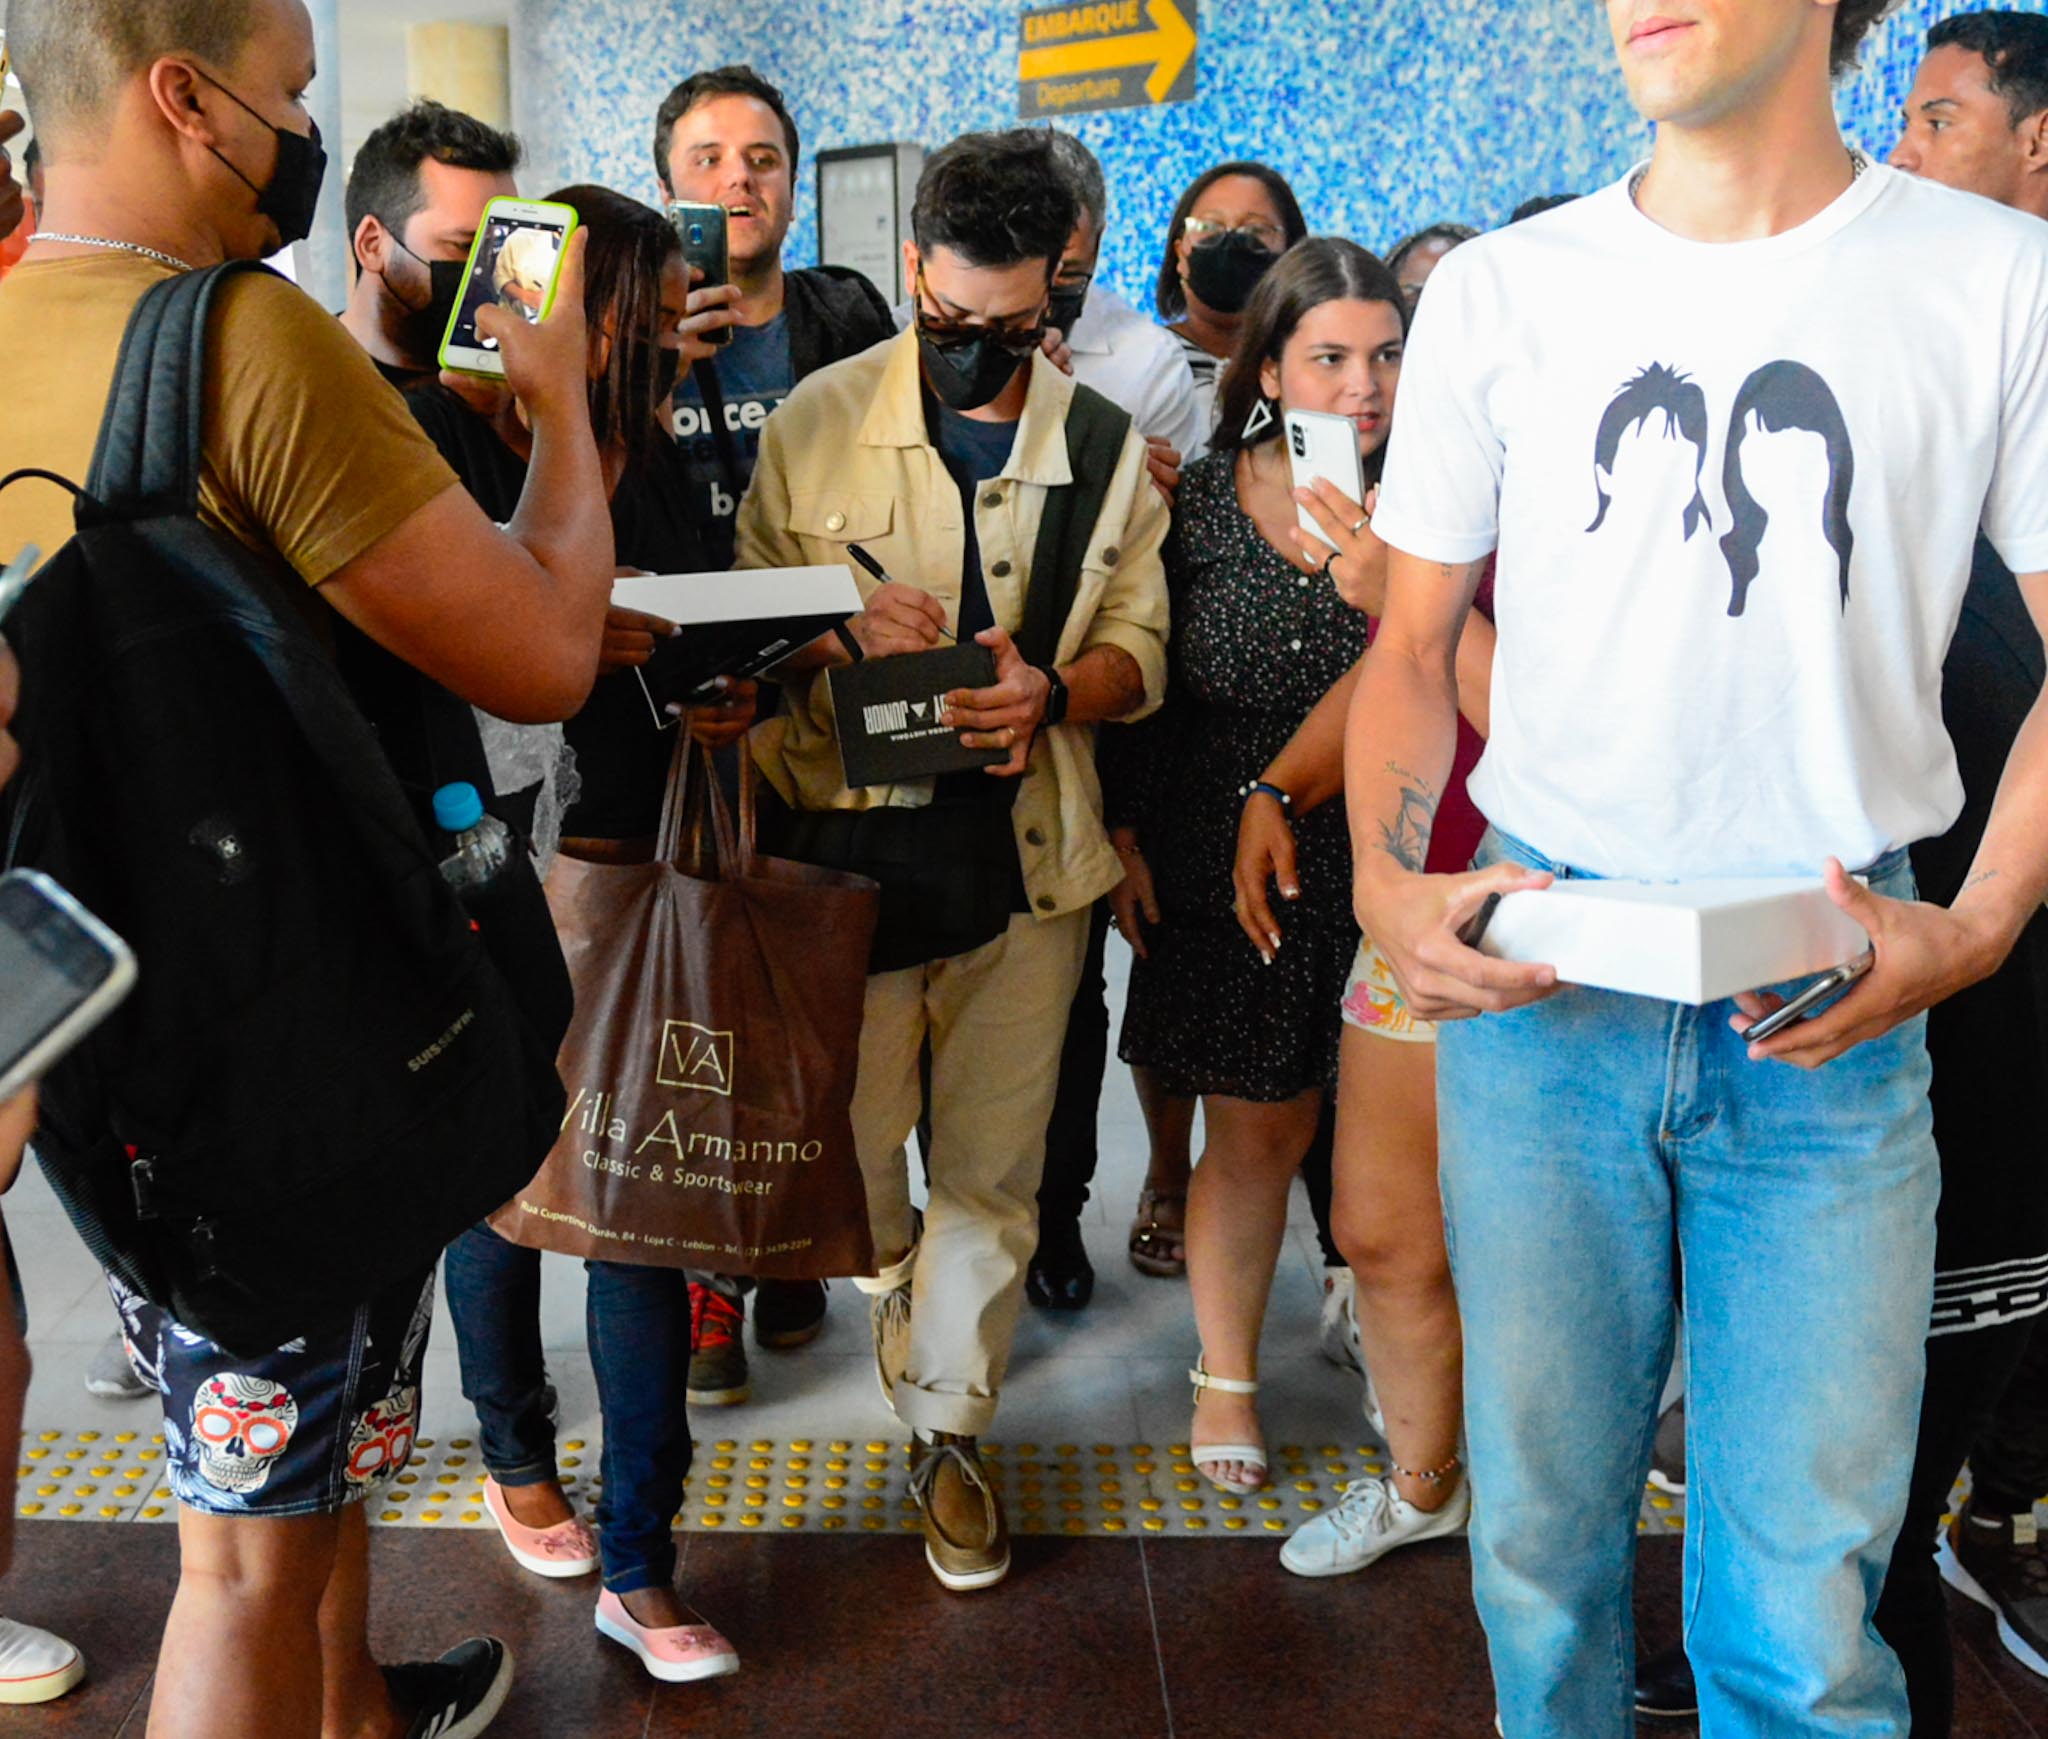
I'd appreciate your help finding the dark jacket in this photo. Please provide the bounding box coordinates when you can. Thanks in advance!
[784,263,895,378]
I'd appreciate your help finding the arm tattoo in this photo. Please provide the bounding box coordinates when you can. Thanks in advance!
[1378,761,1440,873]
[1959,870,2000,898]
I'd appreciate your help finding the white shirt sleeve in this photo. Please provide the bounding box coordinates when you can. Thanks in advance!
[1984,294,2048,577]
[1370,247,1505,566]
[1124,329,1202,460]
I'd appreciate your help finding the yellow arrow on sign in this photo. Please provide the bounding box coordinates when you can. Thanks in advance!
[1019,0,1196,105]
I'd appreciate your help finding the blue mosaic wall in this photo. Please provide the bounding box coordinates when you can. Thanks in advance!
[511,0,2048,312]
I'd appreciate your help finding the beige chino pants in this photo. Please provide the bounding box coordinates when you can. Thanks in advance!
[847,908,1091,1437]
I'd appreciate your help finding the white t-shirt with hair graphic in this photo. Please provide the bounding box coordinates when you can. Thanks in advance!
[1371,162,2048,881]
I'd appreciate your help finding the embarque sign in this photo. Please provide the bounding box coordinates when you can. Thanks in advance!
[1017,0,1197,117]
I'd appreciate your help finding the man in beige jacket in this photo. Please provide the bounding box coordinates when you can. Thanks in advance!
[737,128,1168,1593]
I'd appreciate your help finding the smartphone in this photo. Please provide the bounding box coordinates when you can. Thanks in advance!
[0,544,39,625]
[1742,951,1875,1045]
[438,197,580,378]
[0,871,138,1105]
[1285,409,1366,541]
[666,201,731,348]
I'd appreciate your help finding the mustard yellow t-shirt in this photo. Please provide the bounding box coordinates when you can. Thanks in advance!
[0,252,457,582]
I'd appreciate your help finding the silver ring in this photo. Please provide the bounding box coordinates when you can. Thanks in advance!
[1350,517,1370,534]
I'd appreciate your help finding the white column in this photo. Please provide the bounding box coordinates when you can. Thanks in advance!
[301,0,348,309]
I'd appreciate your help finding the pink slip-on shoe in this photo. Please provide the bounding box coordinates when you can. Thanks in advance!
[483,1477,600,1579]
[593,1589,740,1684]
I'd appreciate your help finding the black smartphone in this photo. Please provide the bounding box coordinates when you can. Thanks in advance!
[1742,951,1875,1045]
[1456,892,1502,950]
[666,201,731,348]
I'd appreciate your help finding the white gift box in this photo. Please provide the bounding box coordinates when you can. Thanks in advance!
[1477,878,1872,1004]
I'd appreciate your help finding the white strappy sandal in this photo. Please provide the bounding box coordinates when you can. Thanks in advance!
[1189,1358,1268,1494]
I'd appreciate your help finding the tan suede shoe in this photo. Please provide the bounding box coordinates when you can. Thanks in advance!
[869,1277,911,1413]
[909,1433,1009,1592]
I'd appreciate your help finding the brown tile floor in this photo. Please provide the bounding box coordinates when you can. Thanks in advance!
[1,1525,2045,1737]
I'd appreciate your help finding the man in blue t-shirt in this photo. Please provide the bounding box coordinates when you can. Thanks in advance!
[649,62,895,1383]
[653,64,893,569]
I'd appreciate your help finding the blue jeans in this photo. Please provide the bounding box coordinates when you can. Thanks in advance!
[1439,827,1937,1739]
[443,1224,694,1595]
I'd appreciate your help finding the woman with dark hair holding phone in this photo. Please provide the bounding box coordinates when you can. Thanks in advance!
[1153,161,1309,450]
[1103,237,1399,1496]
[405,183,751,1688]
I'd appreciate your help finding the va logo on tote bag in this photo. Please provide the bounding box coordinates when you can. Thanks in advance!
[657,1020,735,1097]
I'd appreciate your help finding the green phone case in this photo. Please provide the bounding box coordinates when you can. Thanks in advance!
[437,197,580,378]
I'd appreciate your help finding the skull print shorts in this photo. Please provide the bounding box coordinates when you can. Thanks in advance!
[105,1265,436,1518]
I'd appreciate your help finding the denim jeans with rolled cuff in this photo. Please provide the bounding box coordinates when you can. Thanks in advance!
[444,1222,694,1595]
[1441,826,1935,1739]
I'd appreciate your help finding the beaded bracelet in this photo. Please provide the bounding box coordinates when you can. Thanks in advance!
[1241,779,1292,811]
[1394,1452,1463,1485]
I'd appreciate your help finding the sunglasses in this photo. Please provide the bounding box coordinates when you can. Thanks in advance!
[913,266,1047,357]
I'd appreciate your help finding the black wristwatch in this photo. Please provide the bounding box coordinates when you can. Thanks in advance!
[1037,664,1070,728]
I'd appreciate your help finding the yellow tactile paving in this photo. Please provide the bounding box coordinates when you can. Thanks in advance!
[12,1426,1694,1540]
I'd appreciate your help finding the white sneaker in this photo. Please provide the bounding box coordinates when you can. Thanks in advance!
[1318,1267,1364,1376]
[1279,1471,1470,1579]
[83,1329,151,1401]
[0,1618,84,1704]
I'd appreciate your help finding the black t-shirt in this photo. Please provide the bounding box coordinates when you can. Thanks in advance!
[403,385,714,839]
[1914,535,2048,1281]
[372,356,436,392]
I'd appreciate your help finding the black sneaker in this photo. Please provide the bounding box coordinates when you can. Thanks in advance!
[688,1282,750,1406]
[754,1278,828,1349]
[1025,1216,1095,1312]
[384,1636,513,1739]
[1635,1643,1698,1719]
[1941,1495,2048,1676]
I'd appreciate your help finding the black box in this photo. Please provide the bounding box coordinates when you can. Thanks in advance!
[830,644,1009,787]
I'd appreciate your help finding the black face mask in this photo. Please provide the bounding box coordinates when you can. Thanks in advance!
[193,66,327,249]
[382,237,466,361]
[918,331,1030,412]
[1047,278,1090,337]
[1186,230,1277,316]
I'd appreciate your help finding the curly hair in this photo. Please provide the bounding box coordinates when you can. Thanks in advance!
[911,130,1077,272]
[1832,0,1903,76]
[1928,11,2048,123]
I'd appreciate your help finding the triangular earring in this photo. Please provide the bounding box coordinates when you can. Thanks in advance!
[1240,395,1276,442]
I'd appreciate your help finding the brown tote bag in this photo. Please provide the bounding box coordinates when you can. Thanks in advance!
[489,740,878,1277]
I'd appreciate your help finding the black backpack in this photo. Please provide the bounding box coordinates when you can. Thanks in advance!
[0,261,571,1355]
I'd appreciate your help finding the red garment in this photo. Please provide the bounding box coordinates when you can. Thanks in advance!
[1365,566,1495,876]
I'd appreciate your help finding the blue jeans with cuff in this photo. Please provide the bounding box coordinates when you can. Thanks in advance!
[1440,826,1936,1739]
[444,1223,694,1596]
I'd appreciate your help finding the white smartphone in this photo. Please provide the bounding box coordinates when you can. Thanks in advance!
[437,197,580,378]
[1285,409,1366,541]
[0,870,138,1104]
[0,544,40,624]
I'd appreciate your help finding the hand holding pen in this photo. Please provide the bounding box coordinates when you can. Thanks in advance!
[841,542,953,659]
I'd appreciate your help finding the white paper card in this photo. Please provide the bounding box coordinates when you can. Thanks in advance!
[1479,878,1872,1005]
[610,565,860,625]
